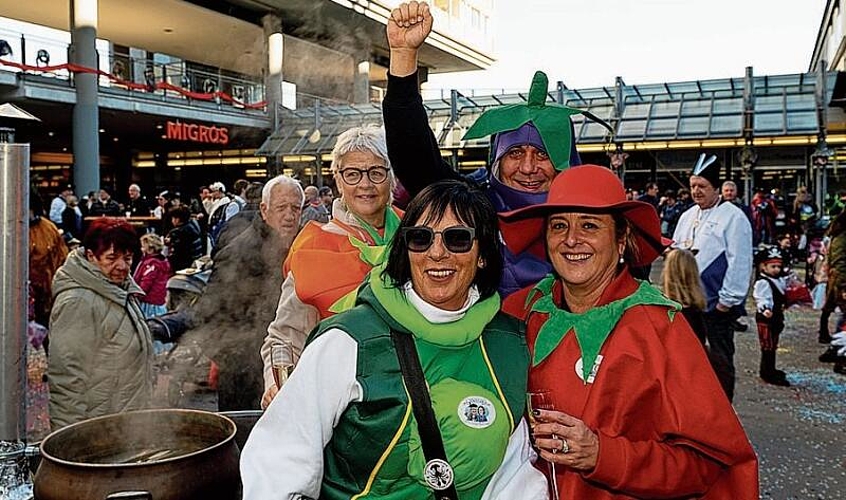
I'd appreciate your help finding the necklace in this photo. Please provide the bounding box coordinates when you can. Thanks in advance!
[684,197,721,251]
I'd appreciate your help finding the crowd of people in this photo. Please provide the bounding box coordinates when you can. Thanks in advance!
[27,2,846,498]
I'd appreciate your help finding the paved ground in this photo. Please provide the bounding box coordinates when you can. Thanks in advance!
[735,305,846,499]
[645,262,846,499]
[24,268,846,498]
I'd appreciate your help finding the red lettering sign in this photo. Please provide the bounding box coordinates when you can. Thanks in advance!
[163,121,230,145]
[166,121,183,140]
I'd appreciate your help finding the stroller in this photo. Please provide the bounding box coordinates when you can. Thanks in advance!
[146,260,214,407]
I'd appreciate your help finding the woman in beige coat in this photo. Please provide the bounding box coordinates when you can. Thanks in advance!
[49,218,154,430]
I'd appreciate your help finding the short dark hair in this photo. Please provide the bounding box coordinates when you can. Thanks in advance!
[319,186,333,197]
[384,180,502,299]
[245,182,264,204]
[663,189,676,199]
[169,206,191,224]
[83,218,139,257]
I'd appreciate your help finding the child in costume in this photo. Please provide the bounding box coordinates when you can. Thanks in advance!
[753,246,791,386]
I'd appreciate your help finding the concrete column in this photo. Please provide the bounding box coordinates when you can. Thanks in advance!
[353,60,371,104]
[70,0,101,197]
[263,13,284,176]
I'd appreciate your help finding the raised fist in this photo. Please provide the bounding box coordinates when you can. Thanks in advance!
[387,1,434,51]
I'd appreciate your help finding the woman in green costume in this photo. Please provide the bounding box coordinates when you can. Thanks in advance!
[242,180,548,500]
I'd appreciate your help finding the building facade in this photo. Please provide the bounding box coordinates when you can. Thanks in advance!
[0,0,493,200]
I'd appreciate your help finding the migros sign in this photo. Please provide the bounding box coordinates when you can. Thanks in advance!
[165,121,229,145]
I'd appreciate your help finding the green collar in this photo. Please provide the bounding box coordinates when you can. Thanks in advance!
[329,208,402,314]
[461,71,584,170]
[527,275,680,380]
[347,207,401,267]
[368,264,500,347]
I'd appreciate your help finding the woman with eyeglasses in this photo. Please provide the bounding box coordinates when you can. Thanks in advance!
[260,125,405,408]
[242,180,547,499]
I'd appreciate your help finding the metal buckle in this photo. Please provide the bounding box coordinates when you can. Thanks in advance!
[423,458,454,491]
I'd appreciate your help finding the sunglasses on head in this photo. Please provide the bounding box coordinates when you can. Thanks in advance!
[402,226,476,253]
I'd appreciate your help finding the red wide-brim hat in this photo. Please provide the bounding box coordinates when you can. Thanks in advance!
[499,165,672,267]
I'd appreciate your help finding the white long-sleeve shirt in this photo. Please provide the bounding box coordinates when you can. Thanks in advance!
[753,274,786,313]
[672,200,753,311]
[241,287,548,500]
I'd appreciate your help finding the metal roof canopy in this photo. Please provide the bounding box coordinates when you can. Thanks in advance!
[257,71,838,156]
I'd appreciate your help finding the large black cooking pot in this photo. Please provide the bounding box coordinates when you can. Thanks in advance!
[33,409,240,500]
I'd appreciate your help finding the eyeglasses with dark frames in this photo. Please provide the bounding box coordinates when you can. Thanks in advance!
[338,166,389,185]
[402,226,476,253]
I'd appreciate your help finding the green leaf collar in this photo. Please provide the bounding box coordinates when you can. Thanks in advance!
[529,275,680,381]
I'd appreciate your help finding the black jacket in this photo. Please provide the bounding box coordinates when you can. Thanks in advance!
[88,199,122,217]
[127,196,152,217]
[167,220,203,272]
[193,216,289,410]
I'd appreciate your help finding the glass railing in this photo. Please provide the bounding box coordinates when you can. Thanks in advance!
[0,30,266,112]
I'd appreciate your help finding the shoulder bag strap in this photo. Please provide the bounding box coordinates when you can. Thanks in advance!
[390,330,459,500]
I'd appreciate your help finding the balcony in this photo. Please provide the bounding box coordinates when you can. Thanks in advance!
[0,29,270,129]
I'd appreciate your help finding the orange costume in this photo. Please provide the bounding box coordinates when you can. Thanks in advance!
[261,202,402,391]
[30,217,68,326]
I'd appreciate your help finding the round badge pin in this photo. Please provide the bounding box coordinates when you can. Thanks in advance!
[424,458,454,491]
[457,396,496,429]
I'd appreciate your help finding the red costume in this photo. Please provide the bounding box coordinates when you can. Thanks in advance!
[503,269,759,499]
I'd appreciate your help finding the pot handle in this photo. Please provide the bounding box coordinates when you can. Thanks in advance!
[105,491,153,500]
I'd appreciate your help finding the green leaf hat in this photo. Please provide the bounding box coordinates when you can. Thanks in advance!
[462,71,610,171]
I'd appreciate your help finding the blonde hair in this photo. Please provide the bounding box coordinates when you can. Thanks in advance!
[662,249,706,310]
[140,233,165,254]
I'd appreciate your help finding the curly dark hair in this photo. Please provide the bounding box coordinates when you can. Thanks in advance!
[383,179,503,299]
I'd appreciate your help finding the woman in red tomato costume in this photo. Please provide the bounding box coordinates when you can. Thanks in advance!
[500,165,759,499]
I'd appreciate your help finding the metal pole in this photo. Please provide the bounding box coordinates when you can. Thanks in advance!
[0,135,29,442]
[70,0,102,198]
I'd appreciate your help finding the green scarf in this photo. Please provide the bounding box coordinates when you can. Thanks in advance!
[527,275,680,380]
[350,207,402,265]
[329,208,402,314]
[368,263,500,347]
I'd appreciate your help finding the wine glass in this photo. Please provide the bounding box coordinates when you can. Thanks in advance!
[527,390,560,500]
[270,343,295,389]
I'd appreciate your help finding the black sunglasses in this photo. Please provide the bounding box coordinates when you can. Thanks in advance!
[402,226,476,253]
